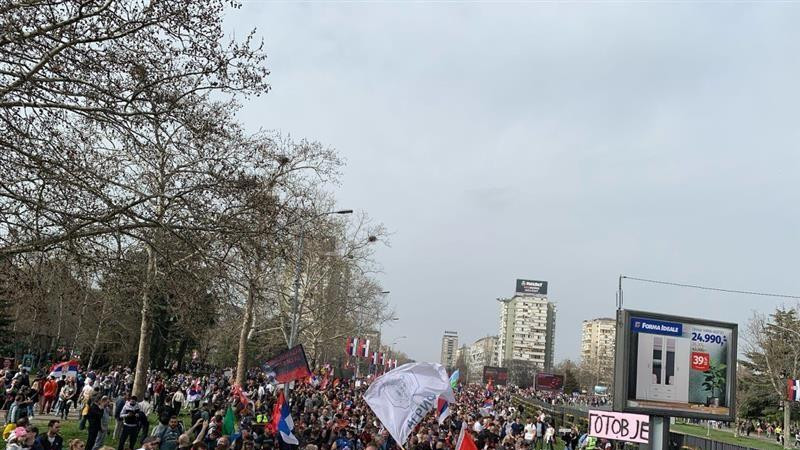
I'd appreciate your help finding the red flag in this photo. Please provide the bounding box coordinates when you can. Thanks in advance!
[231,384,251,408]
[456,423,478,450]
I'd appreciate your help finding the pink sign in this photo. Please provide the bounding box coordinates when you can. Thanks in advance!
[588,410,649,444]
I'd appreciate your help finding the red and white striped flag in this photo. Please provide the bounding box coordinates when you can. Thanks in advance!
[345,337,359,356]
[788,379,800,401]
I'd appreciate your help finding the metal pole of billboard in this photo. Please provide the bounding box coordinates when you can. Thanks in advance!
[644,416,670,450]
[618,275,624,310]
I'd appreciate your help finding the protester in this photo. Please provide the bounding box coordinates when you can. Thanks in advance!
[118,396,142,450]
[37,420,64,450]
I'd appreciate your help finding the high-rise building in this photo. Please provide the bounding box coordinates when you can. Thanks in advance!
[440,331,459,368]
[581,317,616,386]
[467,335,498,382]
[496,279,557,370]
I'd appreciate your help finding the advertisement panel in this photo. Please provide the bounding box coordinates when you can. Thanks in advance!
[613,309,737,421]
[515,279,548,296]
[535,373,564,392]
[483,366,508,385]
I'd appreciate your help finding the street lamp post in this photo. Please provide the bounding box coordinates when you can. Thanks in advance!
[285,209,352,395]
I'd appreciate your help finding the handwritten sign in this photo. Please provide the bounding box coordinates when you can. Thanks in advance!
[588,410,649,444]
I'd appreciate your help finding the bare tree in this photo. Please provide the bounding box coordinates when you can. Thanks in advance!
[0,0,268,256]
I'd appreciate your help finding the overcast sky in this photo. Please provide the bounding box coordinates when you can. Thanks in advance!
[226,3,800,364]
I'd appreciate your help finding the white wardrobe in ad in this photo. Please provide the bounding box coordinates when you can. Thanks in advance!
[635,334,690,403]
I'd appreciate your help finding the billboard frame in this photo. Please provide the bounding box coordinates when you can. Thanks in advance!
[515,279,548,296]
[613,309,737,422]
[535,372,565,392]
[483,366,508,385]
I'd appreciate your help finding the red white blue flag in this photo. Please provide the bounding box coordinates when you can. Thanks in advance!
[49,360,79,378]
[788,379,800,401]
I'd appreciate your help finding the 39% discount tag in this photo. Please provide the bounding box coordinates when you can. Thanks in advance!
[691,352,710,371]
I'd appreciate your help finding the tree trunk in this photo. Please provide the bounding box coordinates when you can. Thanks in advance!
[235,280,256,387]
[72,280,90,351]
[785,401,791,449]
[87,297,109,371]
[54,291,64,349]
[176,338,189,372]
[132,243,157,398]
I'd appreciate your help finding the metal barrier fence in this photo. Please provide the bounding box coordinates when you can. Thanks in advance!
[512,396,759,450]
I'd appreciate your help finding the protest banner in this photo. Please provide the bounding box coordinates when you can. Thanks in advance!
[588,410,649,444]
[264,345,312,383]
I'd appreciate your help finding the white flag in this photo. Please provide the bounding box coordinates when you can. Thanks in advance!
[364,362,456,445]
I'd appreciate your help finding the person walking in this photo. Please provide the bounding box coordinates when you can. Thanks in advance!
[543,422,555,450]
[86,396,108,450]
[118,396,141,450]
[114,396,127,441]
[169,389,184,417]
[58,380,75,420]
[42,377,58,415]
[91,398,111,450]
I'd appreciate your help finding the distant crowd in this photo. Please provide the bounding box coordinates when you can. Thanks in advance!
[1,363,622,450]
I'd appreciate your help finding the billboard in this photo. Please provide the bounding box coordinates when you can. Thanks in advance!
[483,366,508,385]
[535,372,564,392]
[516,279,548,296]
[613,309,737,421]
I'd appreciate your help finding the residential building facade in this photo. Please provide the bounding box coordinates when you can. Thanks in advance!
[496,279,557,370]
[581,317,616,386]
[440,331,459,368]
[467,335,498,382]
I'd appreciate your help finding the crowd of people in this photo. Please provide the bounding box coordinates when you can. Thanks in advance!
[1,363,621,450]
[735,419,800,447]
[515,390,610,410]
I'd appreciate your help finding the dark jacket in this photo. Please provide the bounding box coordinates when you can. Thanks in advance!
[37,434,64,450]
[87,403,104,430]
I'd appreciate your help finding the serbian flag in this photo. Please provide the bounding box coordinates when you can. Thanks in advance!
[360,339,371,357]
[379,353,385,366]
[436,397,451,424]
[436,370,460,424]
[274,390,299,445]
[788,379,800,401]
[455,422,478,450]
[49,360,79,378]
[371,352,379,365]
[346,337,359,356]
